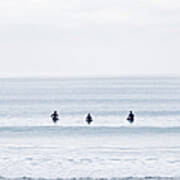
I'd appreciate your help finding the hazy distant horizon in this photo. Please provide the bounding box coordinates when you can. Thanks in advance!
[0,0,180,76]
[0,73,180,79]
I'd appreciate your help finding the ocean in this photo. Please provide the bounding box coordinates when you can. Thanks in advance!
[0,77,180,179]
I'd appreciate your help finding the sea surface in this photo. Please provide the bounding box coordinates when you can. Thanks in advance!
[0,77,180,180]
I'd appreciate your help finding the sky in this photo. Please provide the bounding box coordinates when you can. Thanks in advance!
[0,0,180,77]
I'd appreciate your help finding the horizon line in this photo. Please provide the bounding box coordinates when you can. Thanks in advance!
[0,73,180,78]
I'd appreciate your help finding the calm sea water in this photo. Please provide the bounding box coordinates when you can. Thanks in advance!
[0,77,180,179]
[0,77,180,126]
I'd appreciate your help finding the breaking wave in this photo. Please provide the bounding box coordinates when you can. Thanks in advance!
[0,126,180,137]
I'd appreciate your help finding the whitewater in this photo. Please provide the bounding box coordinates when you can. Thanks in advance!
[0,77,180,179]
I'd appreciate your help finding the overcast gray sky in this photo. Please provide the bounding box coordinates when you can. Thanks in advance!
[0,0,180,77]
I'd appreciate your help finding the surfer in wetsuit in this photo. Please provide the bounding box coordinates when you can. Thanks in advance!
[86,113,93,125]
[51,110,59,123]
[127,111,134,124]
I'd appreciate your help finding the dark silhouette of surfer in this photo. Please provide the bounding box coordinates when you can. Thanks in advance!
[86,113,93,125]
[51,110,59,123]
[127,111,134,123]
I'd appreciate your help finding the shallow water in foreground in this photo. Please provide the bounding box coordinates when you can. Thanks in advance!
[0,177,180,180]
[0,126,180,178]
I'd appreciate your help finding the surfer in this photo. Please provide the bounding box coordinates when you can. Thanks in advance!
[127,111,134,123]
[86,113,93,125]
[51,110,59,123]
